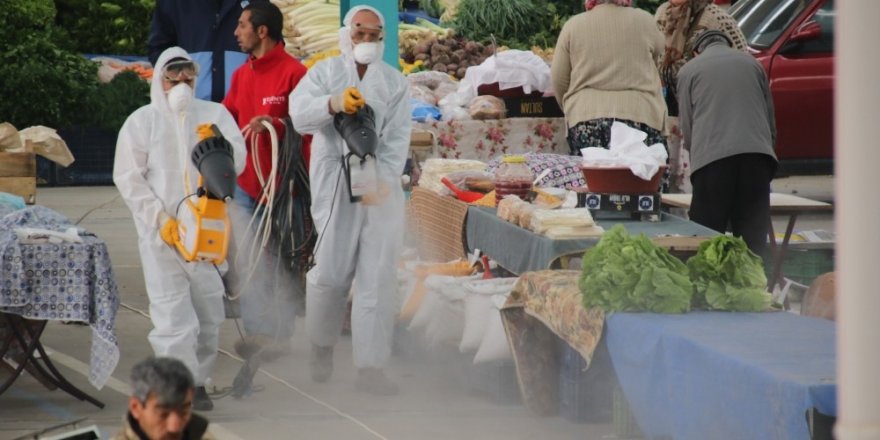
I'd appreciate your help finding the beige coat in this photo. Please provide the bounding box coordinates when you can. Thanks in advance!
[551,4,668,132]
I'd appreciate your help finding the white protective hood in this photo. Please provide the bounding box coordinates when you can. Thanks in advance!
[338,5,386,63]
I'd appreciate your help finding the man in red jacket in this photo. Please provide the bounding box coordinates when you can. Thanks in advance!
[222,1,310,360]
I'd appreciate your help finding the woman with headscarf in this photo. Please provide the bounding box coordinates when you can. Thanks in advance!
[655,0,747,192]
[552,0,668,160]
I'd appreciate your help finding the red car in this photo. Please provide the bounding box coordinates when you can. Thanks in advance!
[729,0,834,175]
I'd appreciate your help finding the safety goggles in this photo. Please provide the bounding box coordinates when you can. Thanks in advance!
[350,23,384,43]
[162,59,199,83]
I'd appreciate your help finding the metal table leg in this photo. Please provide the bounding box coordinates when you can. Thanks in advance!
[0,313,104,408]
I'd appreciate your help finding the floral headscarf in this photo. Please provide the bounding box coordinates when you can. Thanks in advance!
[661,0,712,67]
[585,0,633,11]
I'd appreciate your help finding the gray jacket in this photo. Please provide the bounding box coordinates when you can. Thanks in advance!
[677,43,777,173]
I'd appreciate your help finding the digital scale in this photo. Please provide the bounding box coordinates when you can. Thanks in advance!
[579,192,662,222]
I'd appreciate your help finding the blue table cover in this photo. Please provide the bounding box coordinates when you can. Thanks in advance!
[606,312,836,440]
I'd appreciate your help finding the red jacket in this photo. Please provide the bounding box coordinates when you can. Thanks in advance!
[223,42,310,201]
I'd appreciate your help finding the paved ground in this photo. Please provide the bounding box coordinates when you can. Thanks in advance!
[1,186,616,440]
[1,178,833,439]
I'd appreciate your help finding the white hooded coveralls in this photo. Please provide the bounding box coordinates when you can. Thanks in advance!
[289,6,412,369]
[113,47,246,384]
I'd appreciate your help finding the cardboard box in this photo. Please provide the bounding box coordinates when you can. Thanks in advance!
[0,152,36,204]
[502,96,564,118]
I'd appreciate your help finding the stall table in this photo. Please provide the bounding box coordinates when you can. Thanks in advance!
[466,206,718,274]
[606,312,836,440]
[414,117,569,161]
[503,271,837,440]
[0,206,120,408]
[660,193,833,291]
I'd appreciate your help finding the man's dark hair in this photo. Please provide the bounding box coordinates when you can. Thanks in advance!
[245,1,284,42]
[693,30,733,54]
[130,357,194,407]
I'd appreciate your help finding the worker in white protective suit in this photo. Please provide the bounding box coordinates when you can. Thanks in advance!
[289,5,411,395]
[113,46,246,411]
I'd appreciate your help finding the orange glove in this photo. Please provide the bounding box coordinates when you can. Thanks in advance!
[330,87,365,114]
[160,218,179,246]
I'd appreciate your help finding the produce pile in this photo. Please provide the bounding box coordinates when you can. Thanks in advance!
[579,230,774,314]
[400,24,494,80]
[271,0,341,58]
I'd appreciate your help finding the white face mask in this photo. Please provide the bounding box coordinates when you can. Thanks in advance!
[166,83,194,114]
[352,42,381,65]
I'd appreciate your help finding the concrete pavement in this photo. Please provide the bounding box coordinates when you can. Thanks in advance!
[1,186,614,439]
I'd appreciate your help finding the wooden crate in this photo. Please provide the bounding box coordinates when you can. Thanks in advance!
[0,151,37,204]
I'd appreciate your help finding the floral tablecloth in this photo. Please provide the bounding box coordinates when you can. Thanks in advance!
[501,270,604,415]
[414,117,570,161]
[0,206,120,389]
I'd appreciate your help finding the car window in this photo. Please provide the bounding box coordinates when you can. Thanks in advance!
[788,0,834,54]
[730,0,810,49]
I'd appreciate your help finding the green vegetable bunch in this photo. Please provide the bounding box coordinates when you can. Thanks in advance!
[579,224,693,314]
[448,0,552,49]
[687,235,772,312]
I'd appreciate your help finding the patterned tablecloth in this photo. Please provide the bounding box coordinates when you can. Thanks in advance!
[0,206,120,389]
[501,270,604,415]
[414,118,570,161]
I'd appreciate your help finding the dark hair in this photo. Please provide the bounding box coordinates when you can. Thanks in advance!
[245,1,284,42]
[693,30,733,54]
[130,357,194,407]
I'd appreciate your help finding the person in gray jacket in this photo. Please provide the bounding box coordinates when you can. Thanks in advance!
[677,29,777,255]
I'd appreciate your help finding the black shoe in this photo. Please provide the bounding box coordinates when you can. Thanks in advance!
[193,386,214,411]
[355,368,399,396]
[310,344,334,383]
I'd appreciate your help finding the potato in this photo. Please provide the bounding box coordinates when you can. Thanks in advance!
[433,63,448,73]
[456,67,467,79]
[415,53,429,62]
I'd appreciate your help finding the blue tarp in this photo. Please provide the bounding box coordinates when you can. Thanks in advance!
[606,312,837,440]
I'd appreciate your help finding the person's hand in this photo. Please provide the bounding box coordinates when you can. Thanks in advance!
[247,116,272,133]
[160,217,179,246]
[329,87,365,114]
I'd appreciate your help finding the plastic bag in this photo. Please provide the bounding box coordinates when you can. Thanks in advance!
[580,122,668,180]
[407,70,456,90]
[0,123,23,152]
[473,294,513,363]
[425,282,468,347]
[410,84,437,106]
[411,99,442,123]
[460,278,518,352]
[468,96,506,120]
[434,82,459,103]
[19,126,75,167]
[461,50,552,96]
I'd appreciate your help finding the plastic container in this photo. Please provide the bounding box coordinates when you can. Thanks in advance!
[494,155,534,206]
[580,165,666,194]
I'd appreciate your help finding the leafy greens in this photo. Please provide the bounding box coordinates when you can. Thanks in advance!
[579,224,692,313]
[687,235,771,312]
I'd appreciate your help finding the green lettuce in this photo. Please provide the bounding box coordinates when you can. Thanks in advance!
[687,235,771,312]
[579,224,692,313]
